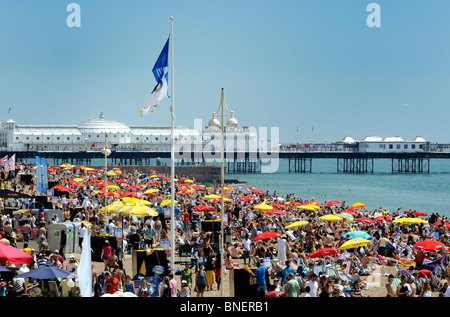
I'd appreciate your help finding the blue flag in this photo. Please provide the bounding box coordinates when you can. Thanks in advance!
[140,36,170,116]
[41,157,48,192]
[35,156,42,193]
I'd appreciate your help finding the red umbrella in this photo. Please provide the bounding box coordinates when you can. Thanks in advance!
[323,201,340,207]
[307,247,340,259]
[414,240,444,252]
[192,205,216,212]
[342,209,358,216]
[0,241,33,265]
[405,210,428,217]
[418,269,433,278]
[52,186,74,192]
[253,190,265,195]
[355,218,377,225]
[238,196,254,201]
[116,179,128,184]
[271,203,287,210]
[252,231,281,241]
[434,222,450,229]
[148,181,161,185]
[375,216,392,222]
[259,209,285,215]
[120,192,141,198]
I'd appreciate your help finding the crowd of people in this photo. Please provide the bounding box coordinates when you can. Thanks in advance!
[0,162,449,298]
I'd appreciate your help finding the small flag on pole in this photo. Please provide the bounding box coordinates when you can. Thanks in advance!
[140,36,170,117]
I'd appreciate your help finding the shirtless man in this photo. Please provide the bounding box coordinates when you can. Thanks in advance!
[385,274,396,297]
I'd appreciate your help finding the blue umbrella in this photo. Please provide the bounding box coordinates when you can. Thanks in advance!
[15,265,72,280]
[0,265,10,272]
[342,230,373,241]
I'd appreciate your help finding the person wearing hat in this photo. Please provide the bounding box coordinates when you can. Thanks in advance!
[66,255,78,273]
[178,280,190,297]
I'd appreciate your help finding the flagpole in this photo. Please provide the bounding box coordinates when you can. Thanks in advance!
[169,16,176,273]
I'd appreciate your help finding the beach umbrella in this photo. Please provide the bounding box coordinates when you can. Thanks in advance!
[238,196,255,202]
[160,199,178,207]
[253,204,273,211]
[52,186,74,192]
[0,241,33,265]
[375,215,392,222]
[285,221,308,229]
[351,202,366,208]
[204,194,220,200]
[338,213,354,220]
[15,265,72,280]
[318,215,343,222]
[393,217,428,225]
[115,179,128,184]
[434,222,450,229]
[297,204,320,211]
[323,201,340,207]
[252,231,281,242]
[246,187,256,191]
[405,211,429,217]
[214,197,232,202]
[192,205,216,212]
[342,209,358,216]
[418,269,433,278]
[121,197,152,206]
[119,192,142,198]
[307,247,340,259]
[259,209,285,216]
[413,240,444,252]
[271,203,287,210]
[338,238,372,250]
[355,217,377,225]
[107,184,121,190]
[253,190,265,195]
[117,204,158,217]
[342,231,373,241]
[0,265,10,272]
[13,209,31,216]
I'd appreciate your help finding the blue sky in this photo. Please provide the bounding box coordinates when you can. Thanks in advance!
[1,0,450,144]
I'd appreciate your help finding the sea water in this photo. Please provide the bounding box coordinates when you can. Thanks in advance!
[229,158,450,218]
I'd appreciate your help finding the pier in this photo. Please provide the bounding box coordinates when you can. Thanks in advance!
[2,142,450,174]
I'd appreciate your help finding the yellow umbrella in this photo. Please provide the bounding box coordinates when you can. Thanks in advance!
[393,217,428,225]
[297,204,320,211]
[318,215,343,222]
[107,184,120,190]
[253,204,273,211]
[204,194,220,199]
[121,197,152,205]
[285,221,309,229]
[184,179,193,183]
[13,209,31,215]
[339,238,372,250]
[351,202,366,208]
[98,201,125,213]
[72,178,85,182]
[116,204,158,217]
[143,188,159,194]
[160,199,178,207]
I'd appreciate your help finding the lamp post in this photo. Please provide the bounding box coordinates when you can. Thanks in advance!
[208,88,238,297]
[101,132,111,219]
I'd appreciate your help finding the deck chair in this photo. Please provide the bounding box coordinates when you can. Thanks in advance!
[334,269,353,285]
[340,259,353,276]
[313,264,324,276]
[353,261,371,276]
[391,278,401,291]
[326,265,338,279]
[48,281,61,297]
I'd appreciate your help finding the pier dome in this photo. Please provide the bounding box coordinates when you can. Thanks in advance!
[77,113,132,134]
